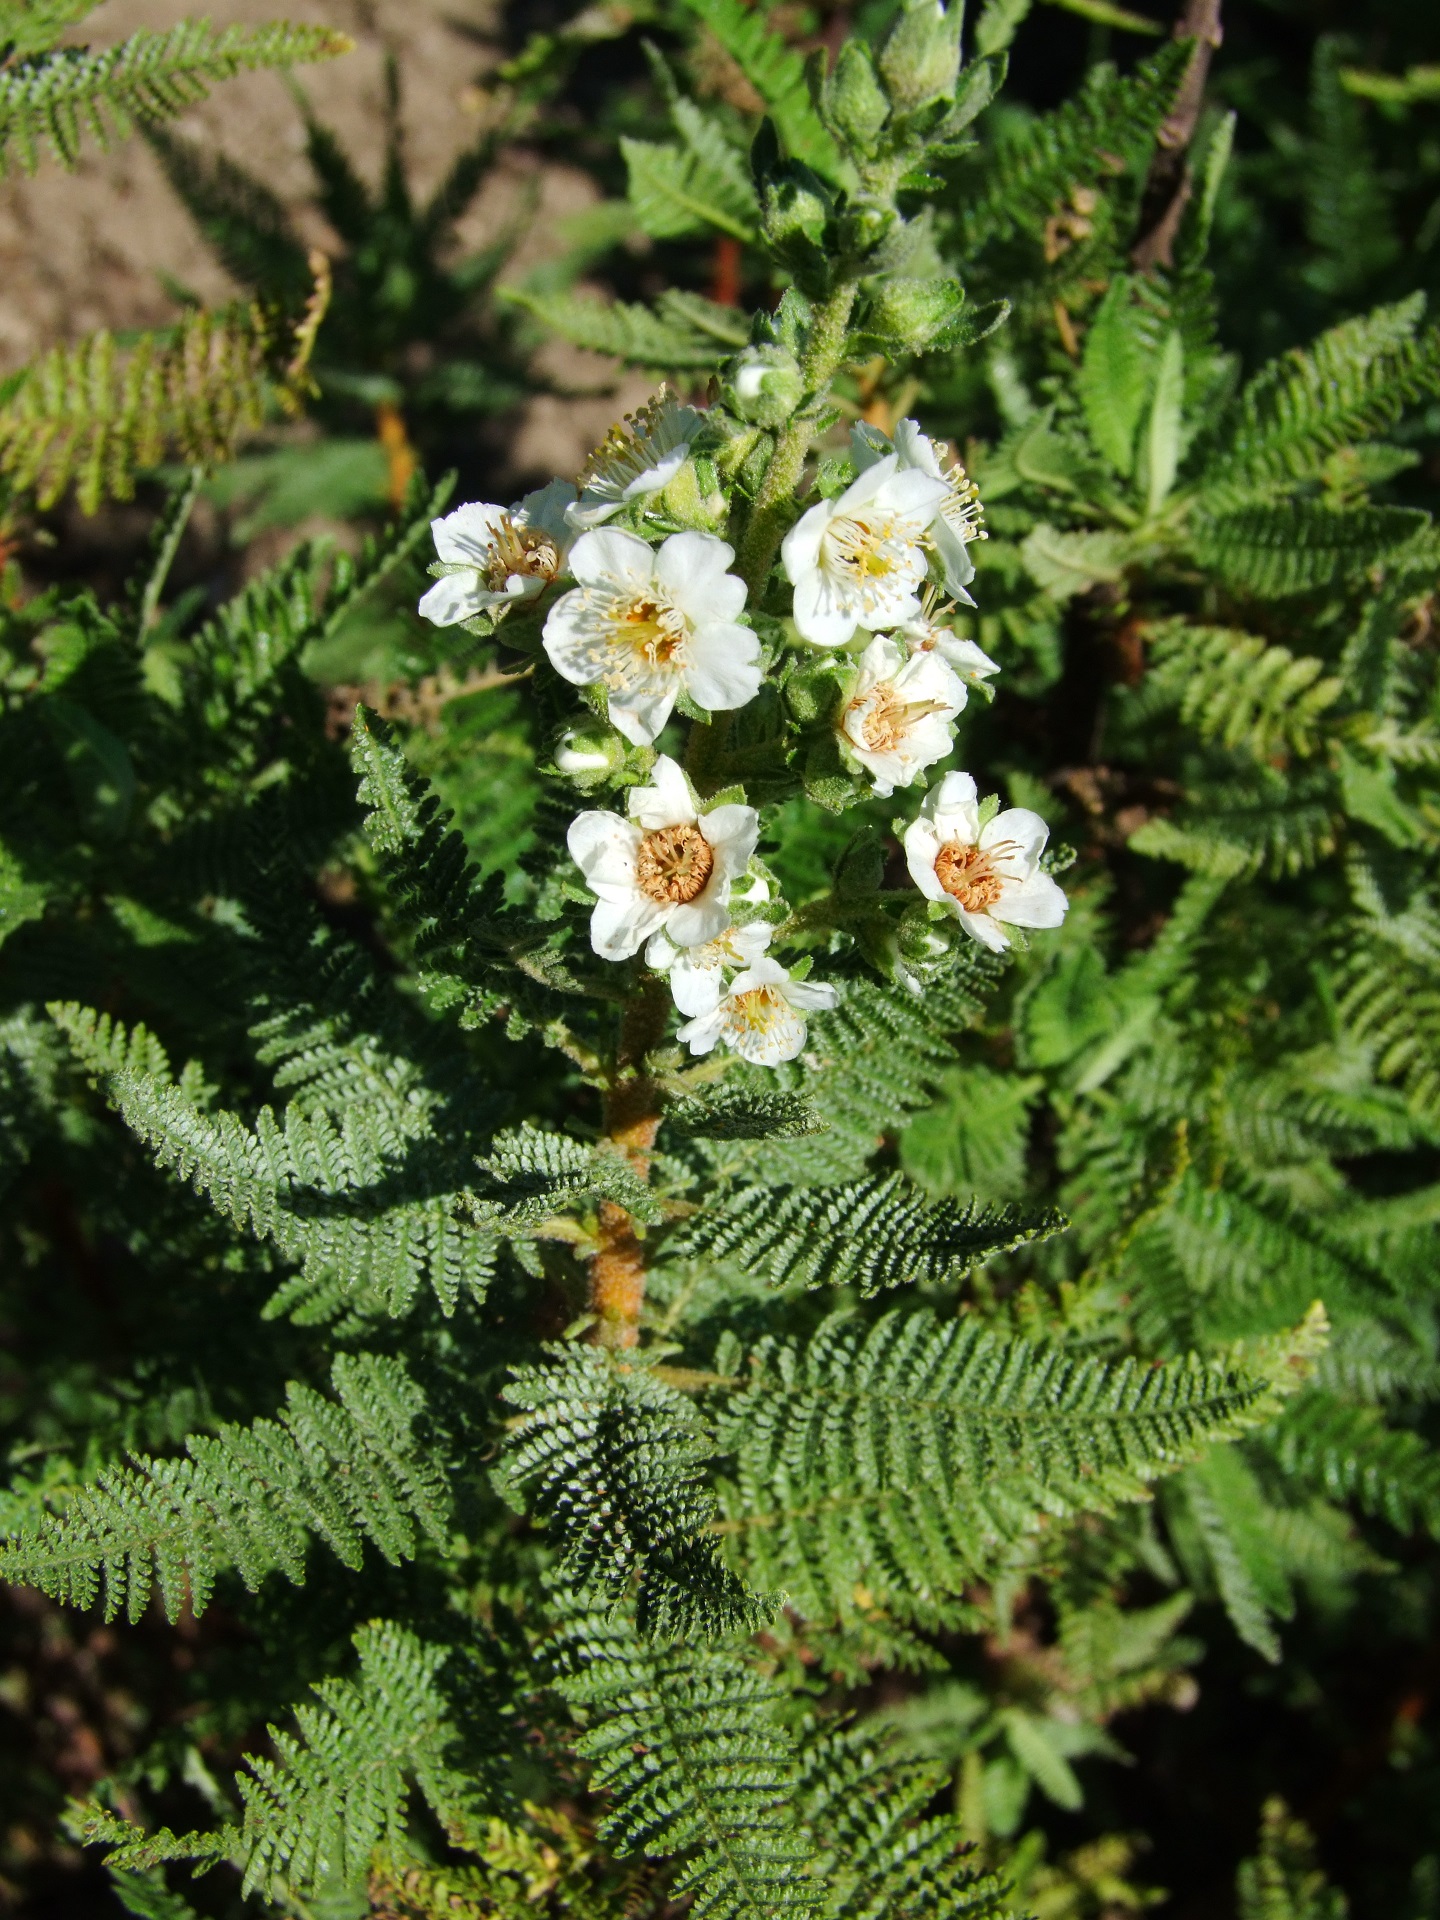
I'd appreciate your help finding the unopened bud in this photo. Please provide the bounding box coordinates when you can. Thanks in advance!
[859,275,966,353]
[879,1,962,115]
[722,346,805,430]
[826,42,889,151]
[554,726,626,784]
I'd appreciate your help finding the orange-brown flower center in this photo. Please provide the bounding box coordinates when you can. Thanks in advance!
[616,595,687,666]
[484,516,560,590]
[934,841,1004,912]
[635,823,713,904]
[856,683,950,754]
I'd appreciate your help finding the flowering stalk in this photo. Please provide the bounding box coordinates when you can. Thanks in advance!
[736,277,861,595]
[413,0,1066,1351]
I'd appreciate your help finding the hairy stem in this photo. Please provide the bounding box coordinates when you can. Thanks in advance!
[736,277,861,595]
[587,979,670,1349]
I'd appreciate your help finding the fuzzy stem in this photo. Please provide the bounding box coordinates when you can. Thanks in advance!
[736,277,861,596]
[587,979,670,1349]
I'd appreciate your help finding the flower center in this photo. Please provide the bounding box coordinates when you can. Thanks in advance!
[856,683,950,754]
[730,986,783,1033]
[485,516,560,590]
[612,593,688,669]
[934,841,1005,912]
[825,511,910,582]
[635,823,714,904]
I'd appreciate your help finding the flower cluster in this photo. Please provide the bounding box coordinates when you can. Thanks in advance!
[417,389,1065,1066]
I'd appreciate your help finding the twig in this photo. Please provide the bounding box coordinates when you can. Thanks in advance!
[1130,0,1223,273]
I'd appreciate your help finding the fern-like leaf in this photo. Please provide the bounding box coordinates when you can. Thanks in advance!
[499,1347,771,1639]
[504,286,749,373]
[673,0,843,180]
[1204,297,1440,501]
[0,306,275,511]
[711,1307,1314,1627]
[1146,621,1344,759]
[0,1354,446,1620]
[554,1612,821,1920]
[0,21,352,175]
[670,1170,1062,1294]
[76,1623,489,1898]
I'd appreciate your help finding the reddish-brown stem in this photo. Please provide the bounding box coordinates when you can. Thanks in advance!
[1130,0,1224,273]
[586,981,670,1349]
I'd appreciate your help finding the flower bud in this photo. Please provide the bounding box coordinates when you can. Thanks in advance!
[553,725,627,786]
[879,1,962,115]
[722,346,805,430]
[825,42,889,152]
[857,275,966,353]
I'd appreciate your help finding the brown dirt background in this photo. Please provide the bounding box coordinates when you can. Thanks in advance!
[0,0,651,483]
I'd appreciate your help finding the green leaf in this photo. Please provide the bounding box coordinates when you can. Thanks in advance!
[1078,276,1154,477]
[0,20,353,176]
[1021,525,1135,599]
[674,0,844,183]
[1141,328,1185,515]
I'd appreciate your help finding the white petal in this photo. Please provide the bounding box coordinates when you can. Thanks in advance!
[780,499,831,581]
[876,465,951,520]
[957,907,1010,952]
[621,442,690,499]
[684,625,763,714]
[431,501,507,565]
[729,957,788,994]
[418,575,484,626]
[699,804,760,872]
[980,807,1050,872]
[791,572,858,648]
[591,893,667,961]
[567,812,640,890]
[542,591,600,686]
[609,688,676,746]
[783,976,838,1012]
[932,521,977,598]
[645,928,680,971]
[566,492,621,530]
[925,770,982,844]
[729,922,773,965]
[569,527,654,589]
[667,891,731,948]
[629,754,696,830]
[833,454,899,514]
[655,531,736,597]
[676,1004,727,1056]
[669,951,725,1015]
[935,633,999,681]
[515,478,578,542]
[904,820,947,901]
[996,870,1069,930]
[891,418,943,478]
[855,634,905,688]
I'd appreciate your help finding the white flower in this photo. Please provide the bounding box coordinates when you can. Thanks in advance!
[543,528,761,747]
[646,920,772,1016]
[838,636,966,797]
[853,418,986,605]
[567,754,760,960]
[568,389,704,529]
[899,613,1000,690]
[676,956,837,1066]
[781,454,950,648]
[903,770,1068,953]
[417,479,575,627]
